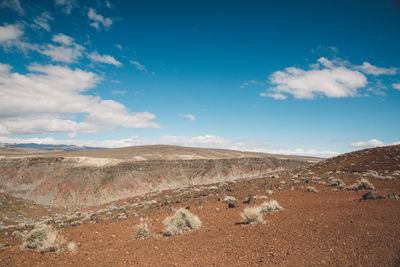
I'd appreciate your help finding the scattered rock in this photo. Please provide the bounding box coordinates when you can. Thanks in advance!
[228,202,239,208]
[362,190,384,200]
[243,196,256,204]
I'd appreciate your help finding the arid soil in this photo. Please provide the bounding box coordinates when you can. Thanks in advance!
[0,145,400,266]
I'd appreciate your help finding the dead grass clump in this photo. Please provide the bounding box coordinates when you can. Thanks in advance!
[348,178,375,191]
[328,177,346,188]
[240,206,264,224]
[163,208,202,236]
[306,186,318,193]
[135,218,152,240]
[21,224,61,252]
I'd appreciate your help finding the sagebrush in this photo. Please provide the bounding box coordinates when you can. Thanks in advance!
[163,208,202,236]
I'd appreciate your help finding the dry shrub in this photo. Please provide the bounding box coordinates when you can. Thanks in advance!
[241,200,283,224]
[306,186,318,193]
[67,241,77,253]
[21,224,61,252]
[348,178,375,191]
[223,196,237,203]
[241,206,263,224]
[163,208,202,236]
[328,177,346,188]
[260,200,283,214]
[135,218,152,239]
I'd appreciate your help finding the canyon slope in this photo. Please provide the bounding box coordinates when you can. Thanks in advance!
[0,145,317,208]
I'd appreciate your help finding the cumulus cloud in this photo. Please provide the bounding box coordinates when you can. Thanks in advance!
[393,83,400,90]
[41,33,84,63]
[88,8,113,30]
[263,57,368,99]
[0,134,338,158]
[348,139,400,149]
[130,60,147,71]
[257,57,400,100]
[88,51,122,66]
[0,62,160,136]
[33,12,54,32]
[0,23,39,52]
[0,0,24,15]
[0,23,23,43]
[54,0,76,14]
[179,114,196,121]
[355,62,398,75]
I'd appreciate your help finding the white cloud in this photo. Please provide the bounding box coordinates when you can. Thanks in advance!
[0,62,160,136]
[0,23,23,43]
[41,33,84,63]
[263,57,368,99]
[88,51,122,66]
[240,80,264,89]
[115,44,122,50]
[263,148,338,158]
[41,44,84,63]
[317,57,334,68]
[88,8,113,30]
[179,114,196,121]
[348,139,400,149]
[0,134,338,158]
[33,12,54,32]
[0,0,24,15]
[52,33,73,45]
[112,90,126,95]
[130,60,147,71]
[393,83,400,90]
[0,23,39,52]
[54,0,76,14]
[260,92,287,100]
[355,62,398,75]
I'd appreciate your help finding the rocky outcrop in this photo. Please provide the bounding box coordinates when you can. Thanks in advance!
[0,152,311,208]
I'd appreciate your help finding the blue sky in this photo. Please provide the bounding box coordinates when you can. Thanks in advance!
[0,0,399,157]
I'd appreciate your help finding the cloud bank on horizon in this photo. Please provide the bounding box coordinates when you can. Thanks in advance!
[0,0,399,157]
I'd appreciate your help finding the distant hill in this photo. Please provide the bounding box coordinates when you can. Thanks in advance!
[0,143,102,155]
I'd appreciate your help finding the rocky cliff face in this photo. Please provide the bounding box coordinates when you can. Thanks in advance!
[0,153,311,208]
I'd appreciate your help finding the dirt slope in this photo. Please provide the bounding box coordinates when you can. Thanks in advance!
[0,145,399,266]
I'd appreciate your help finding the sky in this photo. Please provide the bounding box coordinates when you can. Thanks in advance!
[0,0,399,157]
